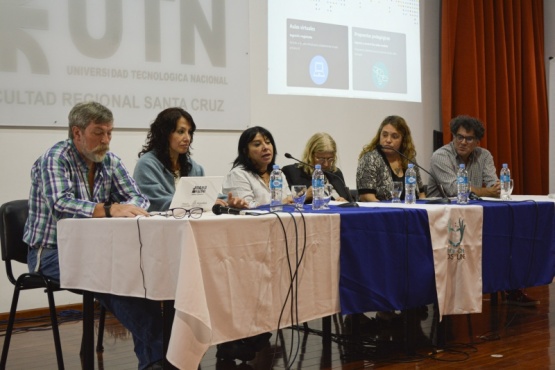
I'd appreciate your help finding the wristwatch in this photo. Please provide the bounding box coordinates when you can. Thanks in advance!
[104,200,112,218]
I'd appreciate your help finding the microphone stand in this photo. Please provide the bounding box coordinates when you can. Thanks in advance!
[284,153,359,208]
[377,145,451,204]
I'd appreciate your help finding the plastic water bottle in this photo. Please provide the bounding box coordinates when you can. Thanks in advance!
[500,163,511,200]
[404,163,416,204]
[270,164,283,211]
[312,164,325,210]
[457,164,469,204]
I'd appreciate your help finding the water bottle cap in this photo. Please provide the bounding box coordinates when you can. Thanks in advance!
[408,163,413,168]
[273,164,279,170]
[315,164,321,169]
[459,164,465,168]
[503,163,508,168]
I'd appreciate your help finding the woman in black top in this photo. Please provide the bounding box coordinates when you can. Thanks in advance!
[282,132,351,203]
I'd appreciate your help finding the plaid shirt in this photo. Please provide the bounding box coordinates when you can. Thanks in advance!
[23,139,149,249]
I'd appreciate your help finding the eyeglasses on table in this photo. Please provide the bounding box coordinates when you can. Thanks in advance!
[149,207,204,219]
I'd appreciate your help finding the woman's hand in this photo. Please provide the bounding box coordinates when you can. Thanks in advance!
[224,192,249,209]
[283,196,294,204]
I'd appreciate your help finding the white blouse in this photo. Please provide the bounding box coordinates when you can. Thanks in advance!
[223,166,291,208]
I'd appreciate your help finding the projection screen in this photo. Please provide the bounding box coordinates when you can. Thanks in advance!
[268,0,421,102]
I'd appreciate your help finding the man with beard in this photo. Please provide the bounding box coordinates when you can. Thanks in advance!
[23,101,165,369]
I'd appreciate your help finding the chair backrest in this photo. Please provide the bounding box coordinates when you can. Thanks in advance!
[433,130,444,152]
[0,200,30,266]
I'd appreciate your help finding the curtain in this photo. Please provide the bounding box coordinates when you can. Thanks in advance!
[441,0,548,195]
[550,58,555,193]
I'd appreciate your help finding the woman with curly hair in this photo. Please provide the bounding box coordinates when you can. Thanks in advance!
[356,115,425,202]
[133,107,205,211]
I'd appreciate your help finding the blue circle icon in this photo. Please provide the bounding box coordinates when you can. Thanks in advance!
[309,55,329,85]
[372,62,389,89]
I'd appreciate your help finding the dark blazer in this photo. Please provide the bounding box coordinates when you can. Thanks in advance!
[282,164,352,202]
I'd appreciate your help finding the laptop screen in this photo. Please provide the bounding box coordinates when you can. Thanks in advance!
[169,176,224,211]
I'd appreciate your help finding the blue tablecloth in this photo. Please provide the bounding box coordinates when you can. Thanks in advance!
[321,200,555,315]
[481,200,555,293]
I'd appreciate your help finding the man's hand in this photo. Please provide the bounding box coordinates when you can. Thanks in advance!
[110,203,149,217]
[472,180,501,198]
[94,203,149,218]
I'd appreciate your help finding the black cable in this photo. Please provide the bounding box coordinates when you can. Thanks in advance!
[135,215,148,298]
[291,320,484,365]
[279,210,299,368]
[291,323,430,364]
[270,208,310,369]
[289,210,301,368]
[270,210,302,369]
[290,210,308,369]
[135,211,212,299]
[269,211,292,366]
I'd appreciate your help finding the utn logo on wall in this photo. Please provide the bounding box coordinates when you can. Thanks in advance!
[0,0,250,130]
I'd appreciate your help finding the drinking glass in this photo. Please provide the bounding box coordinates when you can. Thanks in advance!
[504,179,514,200]
[322,184,333,209]
[291,185,307,211]
[389,181,403,203]
[501,179,515,200]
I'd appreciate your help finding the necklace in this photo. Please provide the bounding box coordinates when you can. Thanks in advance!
[389,158,403,176]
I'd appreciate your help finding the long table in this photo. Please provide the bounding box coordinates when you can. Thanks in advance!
[57,195,555,368]
[57,212,341,369]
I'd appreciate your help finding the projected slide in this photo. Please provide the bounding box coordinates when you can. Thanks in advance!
[269,0,421,102]
[352,28,407,93]
[287,20,348,89]
[0,0,250,129]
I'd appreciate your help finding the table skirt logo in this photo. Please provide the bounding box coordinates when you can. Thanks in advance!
[447,218,466,260]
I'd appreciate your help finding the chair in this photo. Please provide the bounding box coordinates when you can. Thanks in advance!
[349,188,359,202]
[433,130,444,152]
[0,200,105,369]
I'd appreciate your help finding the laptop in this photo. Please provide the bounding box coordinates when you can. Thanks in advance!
[169,176,224,211]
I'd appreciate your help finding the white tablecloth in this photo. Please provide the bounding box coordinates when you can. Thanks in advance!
[58,212,341,369]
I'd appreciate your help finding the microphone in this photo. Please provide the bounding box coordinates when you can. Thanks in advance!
[469,191,482,201]
[284,153,359,207]
[212,204,261,216]
[377,145,451,204]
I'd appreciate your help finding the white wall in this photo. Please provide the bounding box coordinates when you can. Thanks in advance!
[0,0,441,313]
